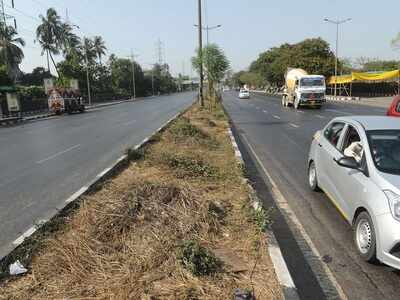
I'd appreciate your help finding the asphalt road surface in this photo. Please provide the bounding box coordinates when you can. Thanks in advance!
[223,91,399,300]
[0,92,195,260]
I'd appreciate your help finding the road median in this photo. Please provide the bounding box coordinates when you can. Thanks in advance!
[0,99,282,299]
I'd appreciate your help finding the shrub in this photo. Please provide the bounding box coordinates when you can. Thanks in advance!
[178,240,221,276]
[162,153,218,178]
[170,117,209,140]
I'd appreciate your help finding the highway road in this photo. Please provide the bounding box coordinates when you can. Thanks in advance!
[0,92,195,260]
[223,91,399,300]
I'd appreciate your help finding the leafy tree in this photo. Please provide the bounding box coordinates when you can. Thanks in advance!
[192,43,229,105]
[20,67,52,86]
[391,32,400,51]
[0,24,25,81]
[249,38,337,86]
[239,72,266,88]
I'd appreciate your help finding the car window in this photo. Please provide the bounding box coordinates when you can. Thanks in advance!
[324,122,345,148]
[396,100,400,113]
[367,130,400,175]
[342,125,364,163]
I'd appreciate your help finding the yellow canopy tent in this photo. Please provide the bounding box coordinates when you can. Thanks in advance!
[327,69,400,97]
[327,69,400,85]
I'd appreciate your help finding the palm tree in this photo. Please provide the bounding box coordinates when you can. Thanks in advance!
[36,8,63,75]
[82,37,97,65]
[93,36,106,64]
[60,22,81,60]
[0,23,25,81]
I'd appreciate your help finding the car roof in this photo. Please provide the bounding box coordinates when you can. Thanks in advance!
[333,116,400,130]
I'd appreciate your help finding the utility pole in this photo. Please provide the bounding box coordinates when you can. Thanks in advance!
[324,18,352,98]
[197,0,204,106]
[130,51,139,100]
[84,38,92,106]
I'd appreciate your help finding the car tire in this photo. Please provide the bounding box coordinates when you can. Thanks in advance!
[353,211,378,263]
[308,161,320,191]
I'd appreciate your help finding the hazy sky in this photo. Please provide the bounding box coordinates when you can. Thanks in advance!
[10,0,400,76]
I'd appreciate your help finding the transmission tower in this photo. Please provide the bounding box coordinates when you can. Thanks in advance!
[156,39,164,66]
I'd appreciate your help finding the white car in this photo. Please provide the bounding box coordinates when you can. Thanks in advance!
[308,116,400,269]
[239,89,250,99]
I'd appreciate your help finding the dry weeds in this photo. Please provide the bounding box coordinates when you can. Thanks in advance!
[0,101,282,299]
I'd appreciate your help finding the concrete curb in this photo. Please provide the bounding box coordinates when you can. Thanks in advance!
[226,127,299,300]
[0,102,190,272]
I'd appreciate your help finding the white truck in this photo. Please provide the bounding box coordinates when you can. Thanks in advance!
[281,68,326,109]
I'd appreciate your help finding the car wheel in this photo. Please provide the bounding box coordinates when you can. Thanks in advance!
[308,161,320,191]
[354,211,378,263]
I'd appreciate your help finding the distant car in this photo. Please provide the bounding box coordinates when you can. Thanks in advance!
[239,89,250,99]
[386,95,400,117]
[308,116,400,270]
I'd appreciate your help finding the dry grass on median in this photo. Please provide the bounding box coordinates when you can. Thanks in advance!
[0,100,282,300]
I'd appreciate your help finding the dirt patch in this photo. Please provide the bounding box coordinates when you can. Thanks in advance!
[0,100,282,299]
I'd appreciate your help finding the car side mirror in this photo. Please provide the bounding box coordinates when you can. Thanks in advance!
[335,157,360,170]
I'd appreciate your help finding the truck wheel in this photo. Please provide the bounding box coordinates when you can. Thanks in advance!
[294,99,300,110]
[282,96,287,107]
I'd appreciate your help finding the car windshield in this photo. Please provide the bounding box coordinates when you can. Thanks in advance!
[300,78,324,87]
[367,130,400,175]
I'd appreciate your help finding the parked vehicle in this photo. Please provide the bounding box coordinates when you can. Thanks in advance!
[282,68,326,109]
[48,89,85,115]
[239,89,250,99]
[308,116,400,269]
[386,95,400,117]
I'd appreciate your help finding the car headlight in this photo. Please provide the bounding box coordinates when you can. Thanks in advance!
[384,190,400,222]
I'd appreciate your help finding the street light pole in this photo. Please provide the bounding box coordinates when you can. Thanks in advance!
[324,18,352,98]
[197,0,204,106]
[84,37,92,106]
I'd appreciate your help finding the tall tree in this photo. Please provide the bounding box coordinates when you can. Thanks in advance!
[60,22,81,60]
[192,43,230,105]
[93,36,106,64]
[0,24,25,81]
[36,8,63,75]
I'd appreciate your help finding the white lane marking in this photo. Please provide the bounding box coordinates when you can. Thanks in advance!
[316,114,325,119]
[268,231,296,289]
[297,111,304,114]
[273,115,281,120]
[13,226,38,246]
[289,123,299,128]
[263,110,268,113]
[123,120,137,126]
[65,186,88,204]
[240,134,347,300]
[96,167,112,179]
[36,144,81,164]
[325,109,351,115]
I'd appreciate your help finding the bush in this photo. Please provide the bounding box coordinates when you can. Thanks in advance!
[17,86,46,99]
[178,240,221,276]
[162,153,218,178]
[170,117,209,140]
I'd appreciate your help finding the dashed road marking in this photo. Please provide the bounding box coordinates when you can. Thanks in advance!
[263,110,268,113]
[123,120,137,126]
[316,114,325,119]
[36,144,81,164]
[273,115,281,120]
[289,123,299,128]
